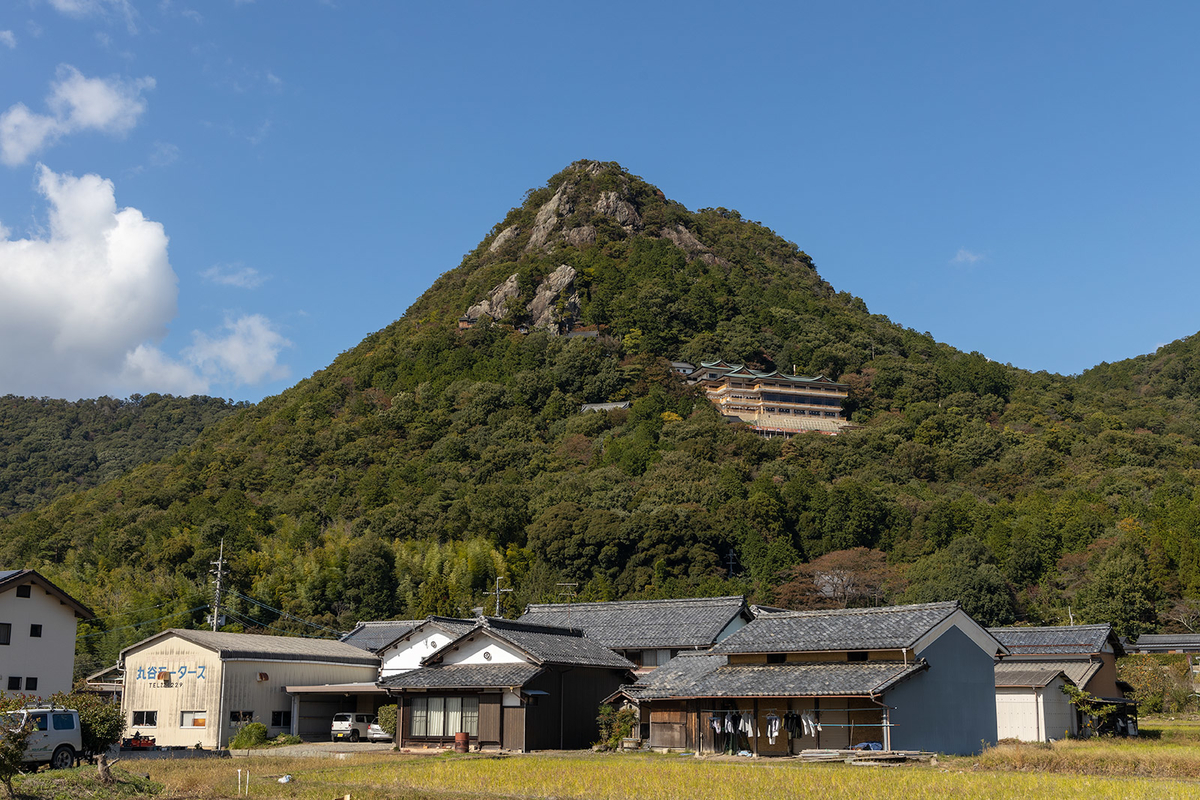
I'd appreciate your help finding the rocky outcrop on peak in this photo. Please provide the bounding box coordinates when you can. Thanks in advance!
[488,225,520,253]
[661,224,724,266]
[465,265,581,334]
[527,265,581,333]
[563,226,596,248]
[466,273,520,320]
[525,184,574,252]
[594,191,640,229]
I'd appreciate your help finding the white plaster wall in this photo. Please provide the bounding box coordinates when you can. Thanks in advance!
[440,634,524,665]
[0,582,80,697]
[380,628,454,676]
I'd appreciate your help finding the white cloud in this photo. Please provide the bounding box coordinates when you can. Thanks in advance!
[48,0,139,34]
[950,248,984,266]
[0,65,155,166]
[185,315,291,385]
[0,165,290,399]
[201,263,265,289]
[148,140,178,167]
[0,31,16,48]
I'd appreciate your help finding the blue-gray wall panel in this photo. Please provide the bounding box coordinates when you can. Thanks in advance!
[885,625,996,755]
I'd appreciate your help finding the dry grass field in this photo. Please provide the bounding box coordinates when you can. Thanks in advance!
[16,717,1200,800]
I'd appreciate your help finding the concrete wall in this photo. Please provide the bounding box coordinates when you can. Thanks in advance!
[0,579,80,697]
[122,635,378,747]
[886,624,998,755]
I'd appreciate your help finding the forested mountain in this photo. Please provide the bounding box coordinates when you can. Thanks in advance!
[0,394,241,517]
[2,160,1198,678]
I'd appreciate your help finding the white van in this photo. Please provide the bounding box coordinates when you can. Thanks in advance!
[3,706,81,768]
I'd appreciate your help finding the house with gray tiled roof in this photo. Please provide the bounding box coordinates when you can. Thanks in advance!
[340,619,425,653]
[608,601,1006,756]
[1129,632,1200,654]
[375,616,479,678]
[517,596,752,671]
[380,617,634,752]
[988,624,1135,740]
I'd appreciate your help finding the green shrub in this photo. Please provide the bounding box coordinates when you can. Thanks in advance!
[595,704,639,749]
[229,722,269,749]
[378,704,398,738]
[273,733,302,745]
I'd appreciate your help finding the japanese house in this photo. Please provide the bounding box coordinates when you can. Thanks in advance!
[988,624,1136,738]
[380,617,634,751]
[375,616,479,678]
[0,569,94,698]
[517,595,753,672]
[608,601,1006,756]
[119,629,380,747]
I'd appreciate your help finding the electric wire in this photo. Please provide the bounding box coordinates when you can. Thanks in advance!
[227,590,343,635]
[76,604,209,639]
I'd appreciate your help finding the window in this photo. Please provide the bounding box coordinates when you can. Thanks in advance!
[766,653,786,664]
[6,676,20,691]
[132,711,157,727]
[271,710,291,728]
[52,713,75,730]
[24,677,37,692]
[0,623,10,645]
[230,711,254,724]
[181,711,207,728]
[29,624,41,638]
[409,697,479,738]
[30,713,47,731]
[15,585,30,598]
[848,651,868,662]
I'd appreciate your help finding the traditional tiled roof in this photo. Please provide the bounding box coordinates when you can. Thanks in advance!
[0,568,95,619]
[696,361,847,388]
[710,602,962,654]
[430,618,635,670]
[1131,633,1200,653]
[123,629,380,667]
[620,658,925,699]
[341,620,424,653]
[614,652,728,700]
[518,596,749,650]
[379,663,542,690]
[994,662,1076,689]
[988,624,1120,656]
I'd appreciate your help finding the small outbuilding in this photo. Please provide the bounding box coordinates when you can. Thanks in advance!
[988,624,1136,737]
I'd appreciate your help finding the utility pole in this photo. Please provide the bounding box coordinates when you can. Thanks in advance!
[210,538,227,631]
[489,576,513,617]
[726,549,738,578]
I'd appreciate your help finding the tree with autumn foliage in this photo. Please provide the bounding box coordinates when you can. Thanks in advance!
[775,548,895,609]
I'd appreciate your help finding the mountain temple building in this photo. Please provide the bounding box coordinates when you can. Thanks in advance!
[675,360,851,436]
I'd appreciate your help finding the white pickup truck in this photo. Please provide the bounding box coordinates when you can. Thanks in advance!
[2,706,81,769]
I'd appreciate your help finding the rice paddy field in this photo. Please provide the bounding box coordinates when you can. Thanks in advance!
[18,717,1200,800]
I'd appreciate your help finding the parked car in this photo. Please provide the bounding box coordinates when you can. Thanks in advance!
[1,706,81,768]
[366,718,391,742]
[330,712,373,742]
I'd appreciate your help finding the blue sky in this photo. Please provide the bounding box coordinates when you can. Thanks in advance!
[1,1,1197,402]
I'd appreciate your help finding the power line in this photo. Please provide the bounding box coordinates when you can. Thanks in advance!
[77,605,209,639]
[222,608,336,640]
[227,590,343,635]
